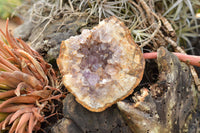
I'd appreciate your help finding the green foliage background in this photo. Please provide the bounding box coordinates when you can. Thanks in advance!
[0,0,23,19]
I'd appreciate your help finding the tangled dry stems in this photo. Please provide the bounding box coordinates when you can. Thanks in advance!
[15,0,199,51]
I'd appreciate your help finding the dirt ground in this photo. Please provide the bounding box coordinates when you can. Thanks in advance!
[0,19,19,33]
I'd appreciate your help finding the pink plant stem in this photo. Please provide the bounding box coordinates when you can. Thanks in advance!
[143,52,200,67]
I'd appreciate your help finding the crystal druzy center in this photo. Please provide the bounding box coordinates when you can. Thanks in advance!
[78,42,113,87]
[57,16,145,112]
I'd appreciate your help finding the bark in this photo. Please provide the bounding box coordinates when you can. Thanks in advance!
[117,47,199,133]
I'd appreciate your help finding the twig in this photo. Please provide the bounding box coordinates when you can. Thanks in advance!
[139,10,161,48]
[68,0,74,12]
[146,34,200,92]
[128,0,145,21]
[143,52,200,67]
[137,0,154,24]
[31,18,53,44]
[164,37,200,92]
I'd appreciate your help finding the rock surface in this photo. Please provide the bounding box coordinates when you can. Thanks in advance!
[117,47,199,133]
[13,20,34,41]
[51,118,83,133]
[14,14,88,62]
[51,94,132,133]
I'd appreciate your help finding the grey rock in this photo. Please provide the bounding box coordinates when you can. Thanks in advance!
[117,47,199,133]
[13,14,89,62]
[13,21,34,41]
[60,94,132,133]
[51,118,83,133]
[28,15,87,62]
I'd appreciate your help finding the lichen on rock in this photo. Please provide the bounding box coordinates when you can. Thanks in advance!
[57,16,145,112]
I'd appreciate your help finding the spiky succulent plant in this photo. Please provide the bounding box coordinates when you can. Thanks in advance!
[0,19,61,132]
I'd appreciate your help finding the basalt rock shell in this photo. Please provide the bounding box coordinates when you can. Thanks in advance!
[57,16,145,112]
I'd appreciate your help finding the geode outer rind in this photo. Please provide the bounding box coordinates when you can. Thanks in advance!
[57,16,145,112]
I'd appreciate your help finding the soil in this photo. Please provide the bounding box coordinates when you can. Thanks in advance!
[0,19,19,33]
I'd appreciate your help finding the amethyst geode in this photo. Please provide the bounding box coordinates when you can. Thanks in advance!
[57,16,145,112]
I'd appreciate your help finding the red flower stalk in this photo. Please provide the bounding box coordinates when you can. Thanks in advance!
[143,52,200,67]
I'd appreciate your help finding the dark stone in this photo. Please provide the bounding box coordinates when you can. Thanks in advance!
[14,14,89,62]
[117,47,199,133]
[29,15,87,62]
[13,21,34,41]
[51,118,83,133]
[61,94,132,133]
